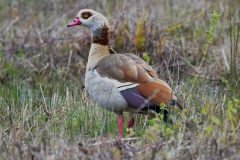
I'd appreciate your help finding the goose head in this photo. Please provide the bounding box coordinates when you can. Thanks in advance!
[68,9,109,34]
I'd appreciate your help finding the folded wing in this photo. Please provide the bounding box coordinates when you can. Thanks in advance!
[95,53,180,109]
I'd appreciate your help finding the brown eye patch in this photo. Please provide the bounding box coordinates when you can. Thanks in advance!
[81,12,92,19]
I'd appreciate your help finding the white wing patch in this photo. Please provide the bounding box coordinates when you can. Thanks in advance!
[117,83,139,91]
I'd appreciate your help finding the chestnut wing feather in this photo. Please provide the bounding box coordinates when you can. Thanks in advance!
[96,53,175,106]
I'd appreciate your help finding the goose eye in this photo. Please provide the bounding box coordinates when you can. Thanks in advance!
[81,12,92,19]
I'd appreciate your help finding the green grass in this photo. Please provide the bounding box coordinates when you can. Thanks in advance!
[0,77,239,159]
[0,79,147,140]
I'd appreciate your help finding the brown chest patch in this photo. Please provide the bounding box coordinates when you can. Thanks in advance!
[93,25,109,45]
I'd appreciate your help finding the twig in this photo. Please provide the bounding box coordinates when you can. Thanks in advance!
[87,137,138,147]
[67,50,73,73]
[39,84,51,120]
[178,55,198,72]
[8,104,13,127]
[179,69,220,81]
[221,47,230,72]
[137,141,169,154]
[36,28,44,44]
[0,17,19,33]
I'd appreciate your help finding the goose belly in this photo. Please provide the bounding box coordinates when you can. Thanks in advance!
[85,70,129,112]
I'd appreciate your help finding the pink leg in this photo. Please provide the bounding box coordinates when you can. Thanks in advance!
[127,113,135,135]
[117,112,123,138]
[127,114,135,129]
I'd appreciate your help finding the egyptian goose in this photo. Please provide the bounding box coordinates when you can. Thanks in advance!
[68,9,182,137]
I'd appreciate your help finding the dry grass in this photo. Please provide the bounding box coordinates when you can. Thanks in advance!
[0,0,240,159]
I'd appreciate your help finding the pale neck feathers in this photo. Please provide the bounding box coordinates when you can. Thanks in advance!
[86,13,110,70]
[86,43,110,70]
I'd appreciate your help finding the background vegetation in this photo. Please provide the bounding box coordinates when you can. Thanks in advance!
[0,0,239,159]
